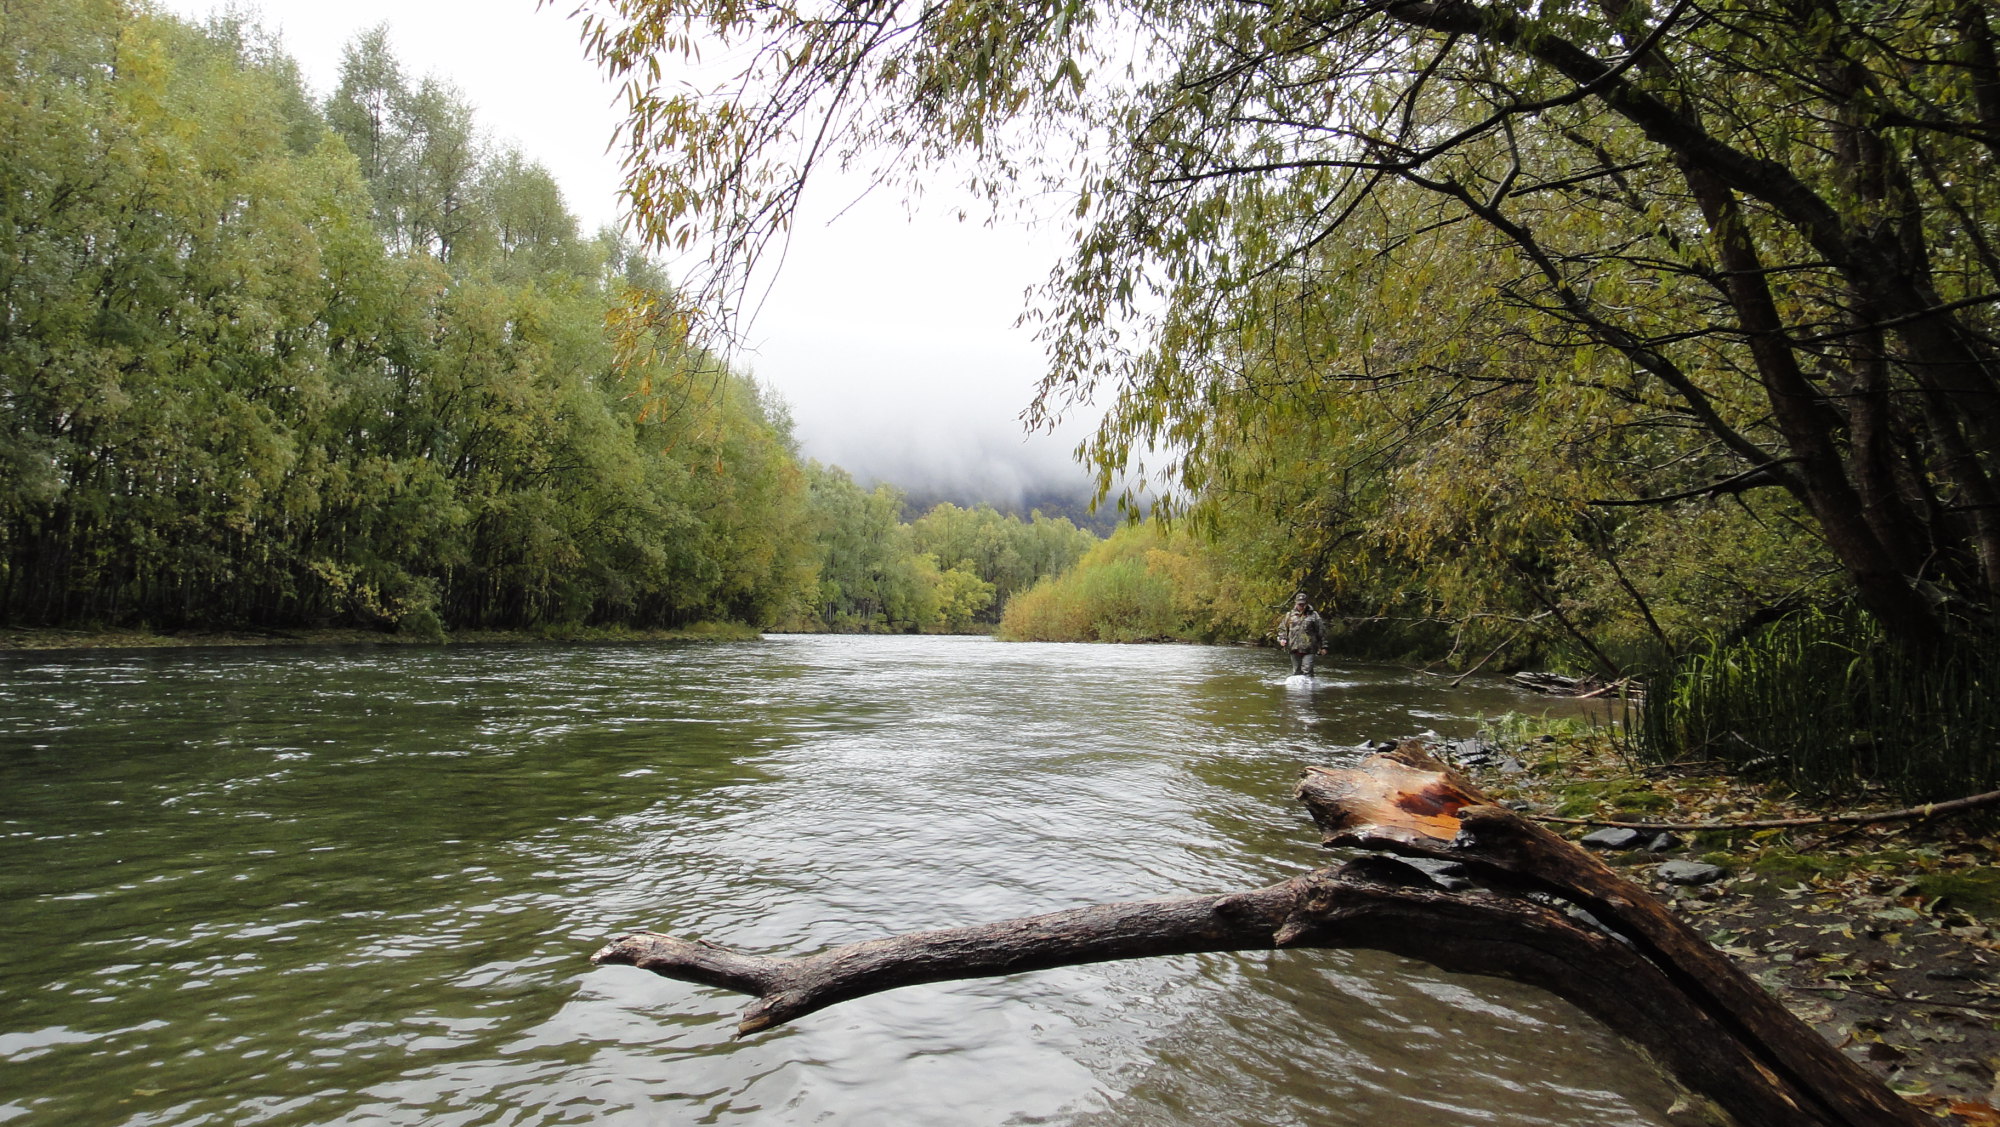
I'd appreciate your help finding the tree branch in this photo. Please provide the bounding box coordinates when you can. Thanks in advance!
[593,745,1929,1126]
[1529,787,2000,832]
[594,886,1302,1036]
[1588,460,1797,507]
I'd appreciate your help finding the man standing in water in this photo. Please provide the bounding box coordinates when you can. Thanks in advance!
[1277,594,1328,677]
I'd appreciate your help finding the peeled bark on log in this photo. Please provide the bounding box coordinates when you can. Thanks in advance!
[593,742,1927,1127]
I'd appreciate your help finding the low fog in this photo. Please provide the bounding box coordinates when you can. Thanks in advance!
[756,354,1115,530]
[742,182,1116,530]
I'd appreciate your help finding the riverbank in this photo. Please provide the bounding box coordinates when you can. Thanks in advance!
[0,622,764,651]
[1453,729,2000,1120]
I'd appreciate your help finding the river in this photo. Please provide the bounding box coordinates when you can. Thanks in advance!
[0,634,1674,1126]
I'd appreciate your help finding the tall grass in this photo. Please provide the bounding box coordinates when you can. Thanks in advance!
[1637,608,2000,800]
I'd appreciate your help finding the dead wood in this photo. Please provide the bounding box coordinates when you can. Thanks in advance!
[1529,787,2000,832]
[1295,742,1927,1127]
[593,740,1929,1127]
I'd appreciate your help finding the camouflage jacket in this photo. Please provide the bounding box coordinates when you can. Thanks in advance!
[1278,608,1326,654]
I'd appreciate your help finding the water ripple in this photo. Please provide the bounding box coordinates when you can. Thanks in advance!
[0,636,1652,1126]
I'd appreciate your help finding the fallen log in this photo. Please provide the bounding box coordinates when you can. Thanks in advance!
[593,741,1927,1127]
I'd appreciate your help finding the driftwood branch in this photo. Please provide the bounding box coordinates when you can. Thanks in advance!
[593,742,1929,1127]
[596,888,1308,1036]
[1528,787,2000,831]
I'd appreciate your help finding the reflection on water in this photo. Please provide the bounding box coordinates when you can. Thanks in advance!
[0,635,1665,1125]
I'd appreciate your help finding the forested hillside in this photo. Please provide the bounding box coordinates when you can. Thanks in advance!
[0,2,1089,637]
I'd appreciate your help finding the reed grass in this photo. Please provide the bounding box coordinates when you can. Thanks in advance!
[1637,608,1999,800]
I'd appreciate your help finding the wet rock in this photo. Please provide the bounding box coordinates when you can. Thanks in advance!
[1564,903,1631,944]
[1438,738,1492,765]
[1657,860,1729,885]
[1339,855,1441,889]
[1581,827,1651,850]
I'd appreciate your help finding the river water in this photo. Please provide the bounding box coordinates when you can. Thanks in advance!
[0,635,1675,1126]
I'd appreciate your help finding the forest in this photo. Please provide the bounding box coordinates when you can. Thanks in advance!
[0,1,1090,639]
[563,0,2000,798]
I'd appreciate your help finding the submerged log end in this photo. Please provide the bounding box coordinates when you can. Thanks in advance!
[737,991,809,1037]
[592,934,803,1037]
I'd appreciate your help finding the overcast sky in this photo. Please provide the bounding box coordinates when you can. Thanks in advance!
[156,0,1102,509]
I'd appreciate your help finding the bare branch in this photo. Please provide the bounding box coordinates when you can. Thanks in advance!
[593,747,1929,1127]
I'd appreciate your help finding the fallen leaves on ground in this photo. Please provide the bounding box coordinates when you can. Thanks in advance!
[1456,732,2000,1121]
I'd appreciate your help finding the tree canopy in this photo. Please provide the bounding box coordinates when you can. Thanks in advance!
[0,1,1093,639]
[0,2,812,633]
[572,0,2000,653]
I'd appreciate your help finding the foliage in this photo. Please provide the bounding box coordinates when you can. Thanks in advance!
[0,2,816,635]
[907,502,1095,622]
[792,466,1093,633]
[1638,608,2000,799]
[1147,257,1847,674]
[574,0,2000,661]
[1476,711,1599,750]
[995,520,1262,643]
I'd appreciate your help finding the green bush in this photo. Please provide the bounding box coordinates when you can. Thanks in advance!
[996,524,1200,642]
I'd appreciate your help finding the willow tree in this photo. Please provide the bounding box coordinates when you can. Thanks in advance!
[569,0,2000,651]
[0,3,823,634]
[1133,169,1850,671]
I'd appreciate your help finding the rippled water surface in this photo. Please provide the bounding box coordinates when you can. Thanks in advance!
[0,635,1672,1125]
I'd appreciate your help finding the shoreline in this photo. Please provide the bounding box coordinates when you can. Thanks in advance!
[0,623,764,652]
[1457,732,2000,1115]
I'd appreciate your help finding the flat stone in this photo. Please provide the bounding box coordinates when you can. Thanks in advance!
[1581,827,1650,850]
[1439,738,1490,763]
[1656,860,1728,885]
[1646,832,1681,853]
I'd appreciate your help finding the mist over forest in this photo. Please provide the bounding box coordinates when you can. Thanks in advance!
[762,349,1116,535]
[801,429,1116,535]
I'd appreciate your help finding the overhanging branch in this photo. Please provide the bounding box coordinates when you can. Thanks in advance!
[1589,460,1796,506]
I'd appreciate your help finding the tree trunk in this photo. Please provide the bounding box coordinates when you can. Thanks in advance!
[592,743,1927,1127]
